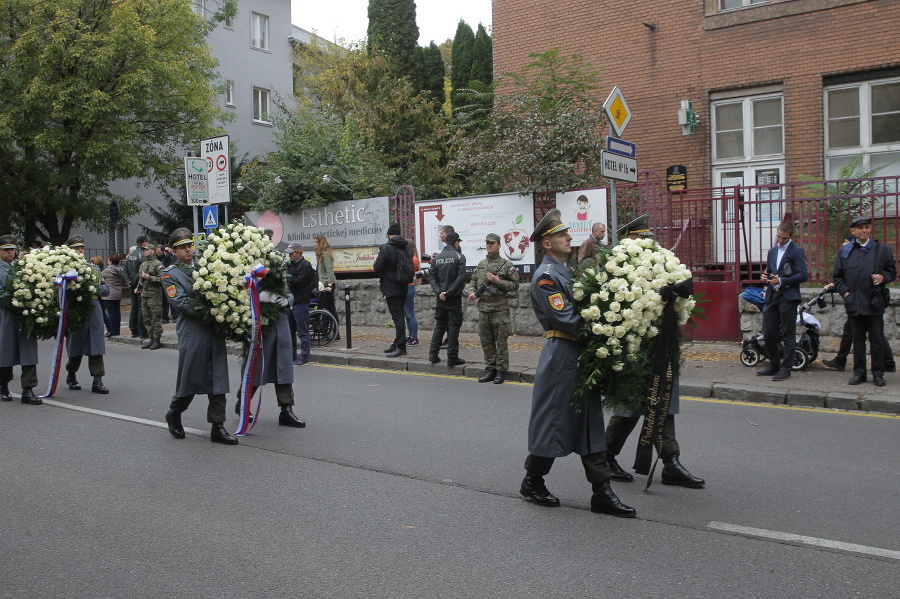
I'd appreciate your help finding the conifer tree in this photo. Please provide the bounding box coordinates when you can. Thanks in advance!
[470,24,493,85]
[367,0,419,79]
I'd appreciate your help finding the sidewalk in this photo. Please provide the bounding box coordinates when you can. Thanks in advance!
[112,321,900,415]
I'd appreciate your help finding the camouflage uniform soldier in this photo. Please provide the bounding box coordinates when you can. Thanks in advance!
[467,233,520,384]
[138,242,163,350]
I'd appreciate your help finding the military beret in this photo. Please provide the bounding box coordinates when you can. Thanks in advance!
[530,209,569,242]
[616,214,654,239]
[65,235,85,248]
[850,216,872,228]
[0,234,17,249]
[485,233,501,243]
[168,227,193,248]
[144,242,157,251]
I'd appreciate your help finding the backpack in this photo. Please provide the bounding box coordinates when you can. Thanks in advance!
[393,246,415,284]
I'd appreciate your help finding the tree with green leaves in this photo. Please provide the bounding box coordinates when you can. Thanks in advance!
[367,0,419,79]
[450,21,475,114]
[470,24,493,85]
[416,42,446,109]
[452,48,607,195]
[0,0,235,245]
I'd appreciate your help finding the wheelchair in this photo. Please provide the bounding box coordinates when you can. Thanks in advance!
[309,298,338,347]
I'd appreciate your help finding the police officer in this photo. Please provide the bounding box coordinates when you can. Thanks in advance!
[427,231,467,366]
[520,210,635,518]
[124,235,148,339]
[138,242,163,350]
[65,236,110,394]
[467,233,520,383]
[162,228,237,445]
[0,234,41,405]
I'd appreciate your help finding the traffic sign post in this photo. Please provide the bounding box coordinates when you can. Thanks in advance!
[602,86,636,244]
[601,152,638,183]
[605,136,636,158]
[184,157,209,206]
[603,86,632,137]
[202,205,219,236]
[200,135,231,205]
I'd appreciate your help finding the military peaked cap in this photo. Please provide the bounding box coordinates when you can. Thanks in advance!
[616,214,653,239]
[169,227,193,248]
[530,209,569,242]
[0,234,17,249]
[65,235,85,248]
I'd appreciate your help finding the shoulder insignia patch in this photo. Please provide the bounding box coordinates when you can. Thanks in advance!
[161,274,170,280]
[548,293,565,311]
[537,278,556,288]
[165,285,177,298]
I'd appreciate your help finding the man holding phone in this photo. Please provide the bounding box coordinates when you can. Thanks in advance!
[757,222,807,381]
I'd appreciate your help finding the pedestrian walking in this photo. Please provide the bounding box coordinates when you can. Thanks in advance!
[373,223,414,358]
[101,254,126,337]
[427,231,466,366]
[519,209,635,518]
[138,242,164,349]
[64,236,110,395]
[124,236,148,339]
[832,216,896,386]
[467,233,520,383]
[0,234,41,405]
[162,227,238,445]
[286,242,315,366]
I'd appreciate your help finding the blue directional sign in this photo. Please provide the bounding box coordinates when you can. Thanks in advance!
[605,136,636,159]
[202,205,218,234]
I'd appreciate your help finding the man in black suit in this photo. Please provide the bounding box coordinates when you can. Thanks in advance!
[757,222,808,381]
[832,216,896,387]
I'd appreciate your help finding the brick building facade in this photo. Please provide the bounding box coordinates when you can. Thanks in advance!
[492,0,900,190]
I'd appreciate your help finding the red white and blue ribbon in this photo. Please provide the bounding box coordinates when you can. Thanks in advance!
[235,263,268,436]
[40,269,79,398]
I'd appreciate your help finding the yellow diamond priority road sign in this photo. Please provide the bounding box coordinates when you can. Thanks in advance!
[603,86,632,137]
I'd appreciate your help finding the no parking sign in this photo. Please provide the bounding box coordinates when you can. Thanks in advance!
[200,135,230,205]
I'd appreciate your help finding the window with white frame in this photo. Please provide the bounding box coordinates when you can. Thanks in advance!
[719,0,769,10]
[225,81,234,107]
[712,94,784,162]
[253,87,271,123]
[825,77,900,179]
[192,0,206,17]
[251,12,269,50]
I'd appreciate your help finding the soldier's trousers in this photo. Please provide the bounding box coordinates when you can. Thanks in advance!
[141,293,163,339]
[478,309,511,371]
[524,452,613,486]
[605,414,680,460]
[240,382,295,406]
[66,355,105,377]
[170,393,227,424]
[0,365,38,389]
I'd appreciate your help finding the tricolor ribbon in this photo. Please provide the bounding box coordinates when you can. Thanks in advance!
[40,270,79,398]
[235,263,268,436]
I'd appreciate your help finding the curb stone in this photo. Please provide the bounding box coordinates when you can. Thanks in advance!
[712,383,785,404]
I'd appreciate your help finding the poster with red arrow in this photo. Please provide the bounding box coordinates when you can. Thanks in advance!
[415,193,535,271]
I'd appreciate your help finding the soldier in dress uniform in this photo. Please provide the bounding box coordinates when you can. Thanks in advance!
[234,257,306,428]
[162,228,238,445]
[603,215,705,489]
[0,234,41,405]
[519,210,635,518]
[467,233,520,384]
[138,242,163,350]
[64,235,110,394]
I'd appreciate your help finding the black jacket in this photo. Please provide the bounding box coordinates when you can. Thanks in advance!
[288,257,316,304]
[373,236,411,298]
[429,244,467,299]
[833,240,896,316]
[124,246,145,288]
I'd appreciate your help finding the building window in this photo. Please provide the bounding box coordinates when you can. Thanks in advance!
[192,0,206,17]
[825,77,900,178]
[719,0,769,10]
[251,12,269,50]
[253,87,270,123]
[225,81,234,107]
[712,94,784,162]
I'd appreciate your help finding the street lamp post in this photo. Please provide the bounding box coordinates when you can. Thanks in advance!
[321,174,354,198]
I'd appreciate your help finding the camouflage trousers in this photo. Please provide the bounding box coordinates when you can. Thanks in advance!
[478,310,511,372]
[141,292,163,339]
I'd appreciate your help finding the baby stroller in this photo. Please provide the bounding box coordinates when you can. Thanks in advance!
[740,288,827,371]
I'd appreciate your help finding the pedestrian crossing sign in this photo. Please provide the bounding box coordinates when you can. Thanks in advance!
[202,206,218,232]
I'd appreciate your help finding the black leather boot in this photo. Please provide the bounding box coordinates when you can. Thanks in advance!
[278,405,306,428]
[447,356,466,367]
[67,374,81,390]
[519,476,560,507]
[661,455,705,488]
[590,481,636,518]
[141,339,153,349]
[608,456,634,482]
[383,344,397,353]
[148,338,161,350]
[493,371,506,384]
[0,385,11,401]
[165,410,185,439]
[478,369,497,383]
[210,423,239,445]
[20,388,41,405]
[91,376,109,394]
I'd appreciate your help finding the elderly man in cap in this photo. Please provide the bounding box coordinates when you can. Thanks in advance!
[124,235,148,339]
[286,241,315,366]
[138,241,164,350]
[162,227,238,445]
[64,235,111,394]
[519,209,635,518]
[0,234,41,404]
[833,216,896,386]
[467,232,520,383]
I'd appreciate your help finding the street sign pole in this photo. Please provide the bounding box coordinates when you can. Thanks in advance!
[610,143,618,246]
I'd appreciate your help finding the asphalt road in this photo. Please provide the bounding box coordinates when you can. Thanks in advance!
[0,340,897,598]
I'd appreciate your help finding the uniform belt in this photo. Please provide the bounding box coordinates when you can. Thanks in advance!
[545,330,578,341]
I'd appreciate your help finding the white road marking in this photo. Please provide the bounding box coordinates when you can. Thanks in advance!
[708,521,900,560]
[40,398,207,436]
